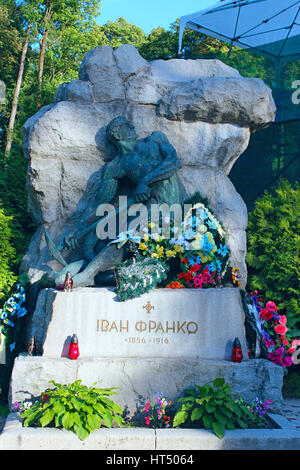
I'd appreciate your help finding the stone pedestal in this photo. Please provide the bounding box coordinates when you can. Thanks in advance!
[30,287,249,361]
[9,356,284,414]
[9,287,283,416]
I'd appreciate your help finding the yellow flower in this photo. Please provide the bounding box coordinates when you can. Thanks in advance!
[156,246,164,256]
[138,242,148,251]
[151,253,159,259]
[173,245,182,253]
[143,233,149,242]
[166,250,175,258]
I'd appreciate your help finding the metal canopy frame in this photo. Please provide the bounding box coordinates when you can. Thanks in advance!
[179,0,300,68]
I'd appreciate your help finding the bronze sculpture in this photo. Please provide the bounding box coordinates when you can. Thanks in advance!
[42,116,185,288]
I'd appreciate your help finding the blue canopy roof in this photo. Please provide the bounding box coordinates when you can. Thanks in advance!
[179,0,300,66]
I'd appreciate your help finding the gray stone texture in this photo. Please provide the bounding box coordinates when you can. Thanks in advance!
[2,414,300,450]
[28,287,249,361]
[21,45,276,287]
[9,356,284,415]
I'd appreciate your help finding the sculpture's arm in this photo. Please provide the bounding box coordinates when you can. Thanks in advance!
[135,142,181,202]
[97,157,127,205]
[63,158,126,251]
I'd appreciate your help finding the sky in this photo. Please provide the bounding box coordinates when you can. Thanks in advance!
[97,0,218,34]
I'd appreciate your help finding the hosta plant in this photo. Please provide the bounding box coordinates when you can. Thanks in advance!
[173,378,260,439]
[20,380,124,440]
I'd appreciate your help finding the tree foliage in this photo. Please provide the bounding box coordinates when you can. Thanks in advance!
[0,206,17,300]
[246,180,300,330]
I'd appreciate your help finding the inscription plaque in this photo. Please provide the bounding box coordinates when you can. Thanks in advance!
[35,287,249,360]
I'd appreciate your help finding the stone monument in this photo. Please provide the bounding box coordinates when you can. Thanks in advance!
[9,45,284,416]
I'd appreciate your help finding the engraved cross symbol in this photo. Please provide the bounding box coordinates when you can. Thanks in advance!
[143,301,155,314]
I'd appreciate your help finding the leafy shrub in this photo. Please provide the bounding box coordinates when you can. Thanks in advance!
[21,380,125,440]
[0,206,17,300]
[173,378,266,439]
[246,180,300,331]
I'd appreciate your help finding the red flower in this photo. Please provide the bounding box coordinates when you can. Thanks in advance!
[190,264,200,273]
[260,308,274,321]
[266,301,277,312]
[182,258,188,264]
[184,272,192,282]
[42,394,49,403]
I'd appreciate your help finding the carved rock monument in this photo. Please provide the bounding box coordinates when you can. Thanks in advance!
[8,45,284,417]
[21,44,276,288]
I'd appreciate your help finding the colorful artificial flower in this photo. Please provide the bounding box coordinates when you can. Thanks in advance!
[167,281,184,289]
[275,324,288,336]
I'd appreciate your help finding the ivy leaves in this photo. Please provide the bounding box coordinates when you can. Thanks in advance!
[21,380,124,440]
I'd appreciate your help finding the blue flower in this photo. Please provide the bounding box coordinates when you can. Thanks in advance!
[188,257,200,267]
[0,312,7,320]
[207,219,217,230]
[216,259,222,271]
[9,342,15,352]
[184,229,196,240]
[16,307,27,318]
[207,262,216,272]
[217,244,229,257]
[198,209,208,220]
[202,234,214,253]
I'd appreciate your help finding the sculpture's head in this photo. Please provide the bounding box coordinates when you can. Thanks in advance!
[106,116,137,144]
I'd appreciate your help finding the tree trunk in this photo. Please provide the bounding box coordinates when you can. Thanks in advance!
[36,6,52,109]
[4,24,31,158]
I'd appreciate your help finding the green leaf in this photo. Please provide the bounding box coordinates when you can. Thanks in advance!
[212,378,225,388]
[40,408,54,428]
[173,410,188,427]
[102,411,113,428]
[226,420,236,430]
[74,424,90,441]
[113,414,124,427]
[52,402,66,416]
[203,414,213,429]
[191,407,203,422]
[205,403,216,414]
[71,397,83,412]
[23,410,43,427]
[87,413,102,431]
[62,412,74,430]
[213,422,226,439]
[215,410,227,424]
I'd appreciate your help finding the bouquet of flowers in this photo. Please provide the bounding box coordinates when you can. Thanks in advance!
[166,202,231,289]
[251,291,300,368]
[143,392,172,428]
[0,283,27,355]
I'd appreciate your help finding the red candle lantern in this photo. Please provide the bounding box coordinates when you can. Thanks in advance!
[232,337,243,363]
[68,334,80,360]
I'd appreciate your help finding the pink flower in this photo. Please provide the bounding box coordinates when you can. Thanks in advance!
[263,337,275,348]
[268,347,284,366]
[286,347,296,355]
[145,416,151,426]
[266,301,277,312]
[144,401,150,413]
[279,315,287,325]
[282,356,293,368]
[275,324,288,335]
